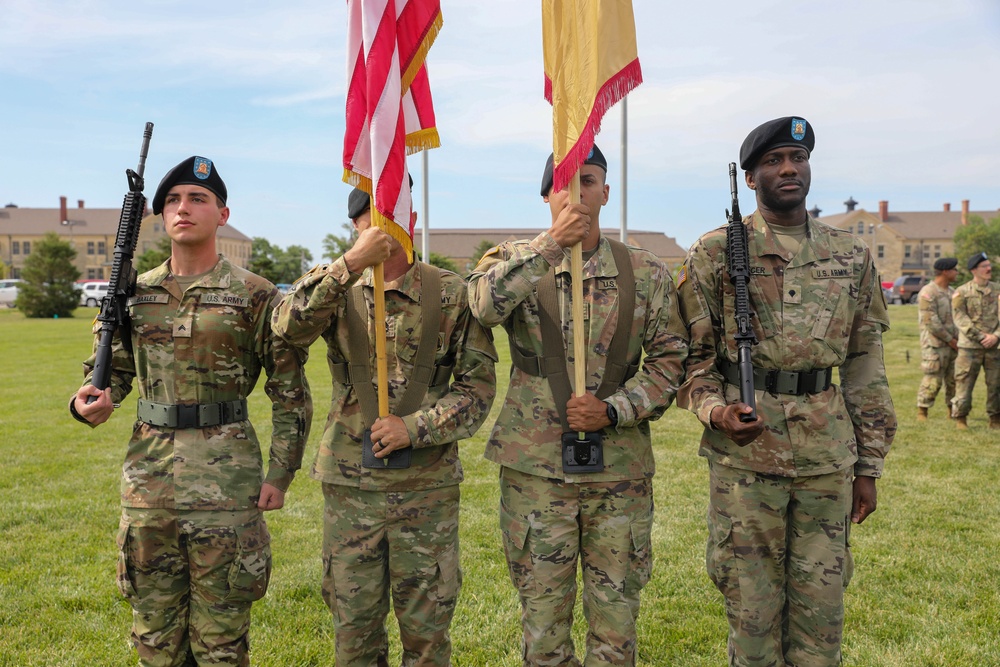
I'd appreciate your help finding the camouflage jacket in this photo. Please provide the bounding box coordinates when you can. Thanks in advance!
[468,233,689,482]
[79,255,312,511]
[918,281,957,349]
[951,279,1000,349]
[676,212,896,478]
[272,257,497,492]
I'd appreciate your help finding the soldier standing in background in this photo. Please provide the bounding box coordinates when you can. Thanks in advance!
[917,257,960,421]
[950,252,1000,429]
[272,188,496,666]
[676,117,896,667]
[70,156,312,666]
[468,146,688,665]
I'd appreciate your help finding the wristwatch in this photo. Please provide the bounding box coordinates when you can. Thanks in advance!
[605,401,618,427]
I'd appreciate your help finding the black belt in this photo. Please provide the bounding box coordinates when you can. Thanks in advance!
[137,399,248,428]
[719,360,833,396]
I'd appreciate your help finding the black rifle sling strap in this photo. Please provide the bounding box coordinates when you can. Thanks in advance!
[346,262,443,428]
[536,239,635,431]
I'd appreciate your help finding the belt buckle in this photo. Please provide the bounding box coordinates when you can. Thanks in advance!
[764,369,779,394]
[175,404,198,429]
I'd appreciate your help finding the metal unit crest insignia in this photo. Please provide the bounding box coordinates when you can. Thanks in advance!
[193,157,212,180]
[791,118,807,141]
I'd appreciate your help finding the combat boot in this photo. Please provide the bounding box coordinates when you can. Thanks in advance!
[955,416,968,430]
[990,415,1000,430]
[917,407,928,422]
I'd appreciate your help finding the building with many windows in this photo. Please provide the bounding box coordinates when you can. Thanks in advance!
[0,197,252,279]
[818,198,999,282]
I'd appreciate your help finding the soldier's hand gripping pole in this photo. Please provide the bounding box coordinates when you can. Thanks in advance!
[725,162,758,422]
[87,122,154,402]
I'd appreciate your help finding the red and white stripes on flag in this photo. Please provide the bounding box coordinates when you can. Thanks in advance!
[343,0,442,260]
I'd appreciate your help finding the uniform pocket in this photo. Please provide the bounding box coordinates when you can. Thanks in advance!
[921,349,942,374]
[625,508,653,597]
[115,515,138,602]
[226,516,272,603]
[706,507,738,600]
[499,499,534,595]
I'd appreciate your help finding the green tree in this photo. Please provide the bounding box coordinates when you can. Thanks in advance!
[135,236,172,273]
[427,252,459,274]
[322,222,357,261]
[953,214,1000,283]
[466,239,496,275]
[16,232,81,318]
[249,238,313,284]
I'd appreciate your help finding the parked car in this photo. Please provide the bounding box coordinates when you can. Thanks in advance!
[888,275,926,305]
[0,279,22,307]
[78,281,111,307]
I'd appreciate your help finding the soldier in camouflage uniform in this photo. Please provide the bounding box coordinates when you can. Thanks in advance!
[916,257,959,421]
[468,145,688,666]
[272,187,496,666]
[950,252,1000,429]
[675,117,896,667]
[71,156,312,666]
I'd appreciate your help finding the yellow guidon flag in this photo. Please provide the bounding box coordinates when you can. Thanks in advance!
[542,0,642,192]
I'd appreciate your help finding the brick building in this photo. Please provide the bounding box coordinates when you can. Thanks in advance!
[0,197,252,279]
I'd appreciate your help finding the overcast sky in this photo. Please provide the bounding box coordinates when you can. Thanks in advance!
[2,0,999,262]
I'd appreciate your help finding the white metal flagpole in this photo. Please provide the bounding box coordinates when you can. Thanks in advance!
[620,95,628,243]
[422,151,430,260]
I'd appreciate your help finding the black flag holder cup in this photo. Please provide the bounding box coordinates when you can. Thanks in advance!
[562,431,604,474]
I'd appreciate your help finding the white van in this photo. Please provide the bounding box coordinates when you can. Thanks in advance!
[79,281,111,307]
[0,279,21,307]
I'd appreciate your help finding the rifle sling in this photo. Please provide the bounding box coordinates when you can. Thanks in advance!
[346,263,443,428]
[532,239,635,431]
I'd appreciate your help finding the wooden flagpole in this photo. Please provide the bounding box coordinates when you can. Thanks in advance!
[373,263,389,417]
[568,172,587,438]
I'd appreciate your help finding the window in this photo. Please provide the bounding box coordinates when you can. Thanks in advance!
[877,245,885,259]
[857,222,864,234]
[869,224,875,235]
[12,241,19,255]
[934,245,941,259]
[904,245,911,259]
[87,241,95,255]
[22,241,30,255]
[88,268,99,279]
[98,241,106,255]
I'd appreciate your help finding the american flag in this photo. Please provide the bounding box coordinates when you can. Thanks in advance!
[343,0,441,260]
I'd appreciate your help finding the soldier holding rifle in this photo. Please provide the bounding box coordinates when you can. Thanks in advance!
[71,152,311,666]
[676,117,897,666]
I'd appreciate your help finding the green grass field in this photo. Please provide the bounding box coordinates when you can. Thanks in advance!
[1,304,998,666]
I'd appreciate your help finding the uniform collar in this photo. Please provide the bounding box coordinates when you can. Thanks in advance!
[554,236,623,279]
[750,210,831,266]
[359,261,422,303]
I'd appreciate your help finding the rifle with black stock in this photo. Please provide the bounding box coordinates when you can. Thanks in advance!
[87,122,154,402]
[725,161,757,422]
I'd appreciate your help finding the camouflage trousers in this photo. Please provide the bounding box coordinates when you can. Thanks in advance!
[116,508,272,667]
[321,483,461,667]
[706,463,854,667]
[917,345,956,410]
[951,347,1000,418]
[499,467,653,667]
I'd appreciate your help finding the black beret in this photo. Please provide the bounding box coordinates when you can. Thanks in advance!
[739,116,815,170]
[933,257,958,271]
[152,156,227,215]
[968,251,990,271]
[540,144,607,197]
[347,174,414,220]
